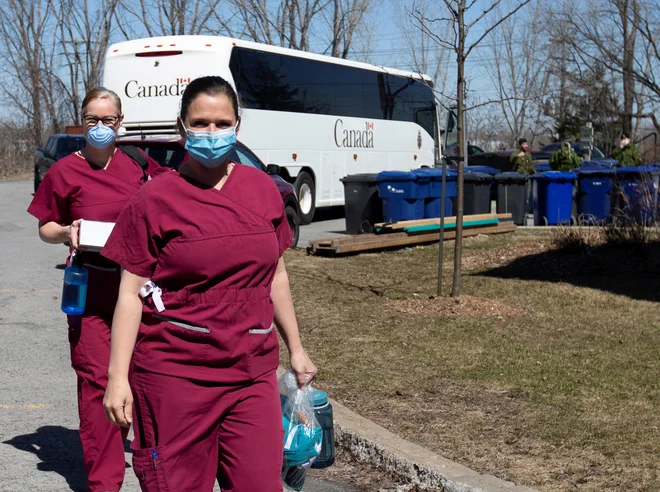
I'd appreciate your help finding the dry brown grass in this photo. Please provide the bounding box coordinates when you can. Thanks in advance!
[280,230,660,491]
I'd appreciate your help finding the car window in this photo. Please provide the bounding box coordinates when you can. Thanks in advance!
[45,138,58,157]
[591,147,605,158]
[469,145,484,155]
[57,138,85,156]
[232,146,265,171]
[127,142,187,169]
[541,143,560,152]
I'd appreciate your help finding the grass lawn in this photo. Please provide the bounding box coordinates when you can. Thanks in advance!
[281,230,660,491]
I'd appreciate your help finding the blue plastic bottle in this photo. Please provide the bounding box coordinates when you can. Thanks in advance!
[61,254,88,315]
[310,389,335,469]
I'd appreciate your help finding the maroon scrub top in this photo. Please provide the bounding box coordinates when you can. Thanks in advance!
[101,164,293,384]
[28,148,163,316]
[28,149,163,227]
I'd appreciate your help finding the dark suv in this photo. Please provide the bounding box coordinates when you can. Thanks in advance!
[35,134,87,191]
[117,136,300,248]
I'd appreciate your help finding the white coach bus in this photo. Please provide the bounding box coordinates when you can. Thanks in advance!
[103,35,439,223]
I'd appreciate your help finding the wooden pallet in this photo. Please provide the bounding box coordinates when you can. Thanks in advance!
[308,222,516,256]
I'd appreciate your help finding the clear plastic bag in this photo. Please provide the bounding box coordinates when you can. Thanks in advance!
[279,370,323,491]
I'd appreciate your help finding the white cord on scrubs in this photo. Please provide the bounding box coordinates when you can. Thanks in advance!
[139,281,165,312]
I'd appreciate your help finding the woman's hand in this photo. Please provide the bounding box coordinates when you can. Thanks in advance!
[290,349,317,389]
[103,376,133,428]
[66,219,83,250]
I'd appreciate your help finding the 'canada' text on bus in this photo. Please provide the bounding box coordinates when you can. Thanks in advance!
[334,120,374,149]
[124,78,191,98]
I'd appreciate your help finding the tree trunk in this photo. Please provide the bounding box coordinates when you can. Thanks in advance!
[451,0,466,299]
[620,0,638,136]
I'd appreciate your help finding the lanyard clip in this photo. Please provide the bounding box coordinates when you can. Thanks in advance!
[139,281,165,312]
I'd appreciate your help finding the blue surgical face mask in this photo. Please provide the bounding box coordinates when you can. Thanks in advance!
[184,126,237,168]
[86,124,117,149]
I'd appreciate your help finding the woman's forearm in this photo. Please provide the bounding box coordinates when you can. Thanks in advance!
[38,221,69,244]
[271,258,304,355]
[107,289,143,380]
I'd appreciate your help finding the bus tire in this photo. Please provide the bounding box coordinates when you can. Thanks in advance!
[285,204,300,249]
[294,171,315,225]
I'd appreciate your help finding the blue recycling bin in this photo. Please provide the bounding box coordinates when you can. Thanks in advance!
[531,171,577,226]
[414,168,457,218]
[377,171,424,222]
[576,169,615,224]
[614,166,660,224]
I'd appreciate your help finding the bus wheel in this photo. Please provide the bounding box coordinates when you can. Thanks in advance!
[294,171,315,225]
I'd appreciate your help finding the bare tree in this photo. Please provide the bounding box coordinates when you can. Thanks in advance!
[229,0,330,50]
[414,0,532,298]
[227,0,373,58]
[40,33,70,133]
[51,0,121,124]
[119,0,226,37]
[486,0,550,146]
[559,0,660,133]
[328,0,373,58]
[0,0,54,146]
[396,0,452,100]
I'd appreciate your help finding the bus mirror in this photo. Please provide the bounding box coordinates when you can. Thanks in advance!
[266,164,281,176]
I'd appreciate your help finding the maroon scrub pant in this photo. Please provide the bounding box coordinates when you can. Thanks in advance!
[68,314,128,492]
[130,368,283,492]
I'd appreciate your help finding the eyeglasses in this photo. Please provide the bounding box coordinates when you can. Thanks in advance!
[82,114,120,127]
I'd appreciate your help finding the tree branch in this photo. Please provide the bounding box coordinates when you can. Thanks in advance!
[465,0,531,58]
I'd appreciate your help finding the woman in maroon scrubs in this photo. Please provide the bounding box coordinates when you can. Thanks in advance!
[101,76,316,492]
[27,88,162,491]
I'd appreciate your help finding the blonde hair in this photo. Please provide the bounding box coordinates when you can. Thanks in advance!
[81,87,122,114]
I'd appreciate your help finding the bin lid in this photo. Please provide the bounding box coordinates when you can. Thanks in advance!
[464,165,499,175]
[531,171,577,180]
[494,172,528,182]
[576,168,615,176]
[341,173,379,183]
[581,160,616,169]
[463,172,493,182]
[413,168,457,180]
[615,166,660,175]
[377,170,415,182]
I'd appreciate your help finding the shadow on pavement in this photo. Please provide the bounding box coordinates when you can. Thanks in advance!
[312,206,345,223]
[3,426,87,491]
[480,241,660,302]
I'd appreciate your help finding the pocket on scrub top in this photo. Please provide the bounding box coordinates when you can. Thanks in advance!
[153,314,210,337]
[132,445,171,492]
[248,322,279,365]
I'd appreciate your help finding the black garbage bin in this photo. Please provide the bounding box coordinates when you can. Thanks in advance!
[494,172,529,225]
[341,174,383,234]
[462,172,493,215]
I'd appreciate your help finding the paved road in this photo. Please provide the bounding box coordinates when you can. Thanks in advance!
[0,181,351,492]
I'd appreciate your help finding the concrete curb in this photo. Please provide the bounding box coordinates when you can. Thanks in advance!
[277,368,538,492]
[331,397,538,492]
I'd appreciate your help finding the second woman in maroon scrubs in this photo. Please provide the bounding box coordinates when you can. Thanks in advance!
[102,76,317,492]
[27,88,161,491]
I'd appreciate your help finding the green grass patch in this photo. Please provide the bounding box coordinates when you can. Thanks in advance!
[281,231,660,491]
